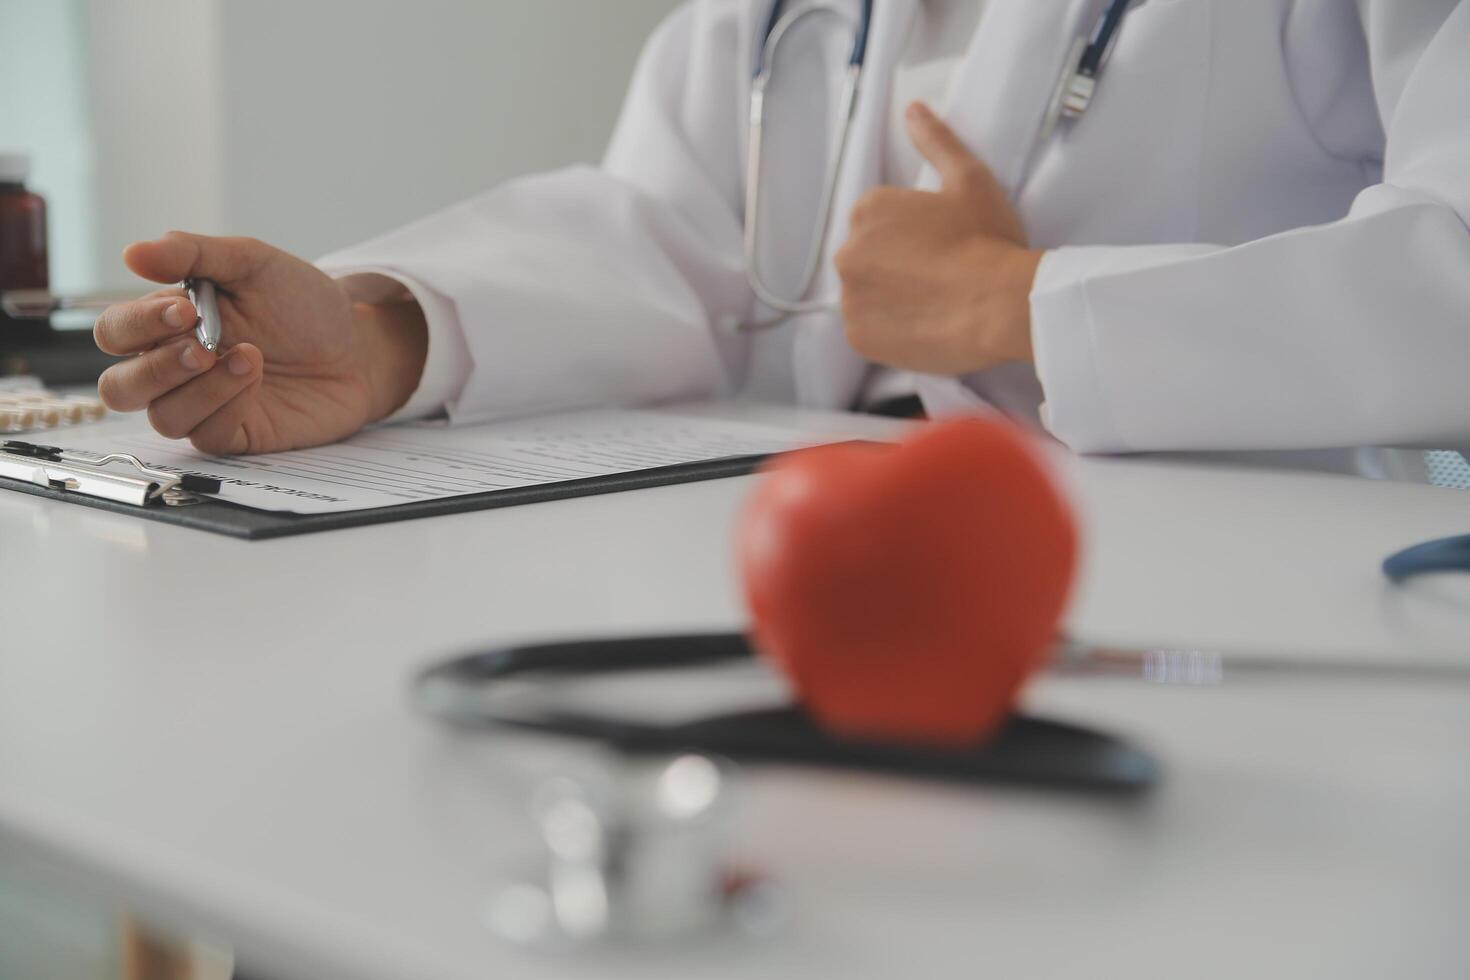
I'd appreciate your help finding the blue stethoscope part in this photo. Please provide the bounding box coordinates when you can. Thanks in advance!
[1079,0,1133,77]
[757,0,873,75]
[742,0,1132,324]
[756,0,1130,75]
[1383,534,1470,583]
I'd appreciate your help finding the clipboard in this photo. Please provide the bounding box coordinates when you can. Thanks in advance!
[0,438,778,541]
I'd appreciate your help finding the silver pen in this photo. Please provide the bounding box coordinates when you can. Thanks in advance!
[184,279,222,353]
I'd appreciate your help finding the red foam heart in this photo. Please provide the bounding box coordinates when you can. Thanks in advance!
[737,416,1079,746]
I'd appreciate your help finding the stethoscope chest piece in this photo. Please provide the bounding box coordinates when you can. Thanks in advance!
[417,631,1161,946]
[483,752,786,947]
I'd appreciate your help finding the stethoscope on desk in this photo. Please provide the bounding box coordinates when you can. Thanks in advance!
[413,626,1470,791]
[1384,535,1470,583]
[415,633,1161,946]
[414,632,1162,794]
[740,0,1136,329]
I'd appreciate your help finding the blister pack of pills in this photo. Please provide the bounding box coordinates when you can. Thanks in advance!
[0,378,108,433]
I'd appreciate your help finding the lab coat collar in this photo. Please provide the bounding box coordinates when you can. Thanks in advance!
[908,0,1097,415]
[923,0,1099,197]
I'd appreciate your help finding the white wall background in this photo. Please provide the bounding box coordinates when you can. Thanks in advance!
[19,0,681,290]
[0,0,97,292]
[1,3,679,974]
[214,0,682,261]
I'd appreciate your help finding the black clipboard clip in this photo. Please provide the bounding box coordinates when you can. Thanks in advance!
[0,440,222,508]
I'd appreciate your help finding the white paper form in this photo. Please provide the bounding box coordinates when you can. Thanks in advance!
[58,409,821,515]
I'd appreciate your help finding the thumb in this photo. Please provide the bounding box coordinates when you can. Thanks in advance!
[905,102,989,193]
[122,231,271,287]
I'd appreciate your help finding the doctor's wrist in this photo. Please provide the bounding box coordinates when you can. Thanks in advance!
[352,299,429,423]
[971,245,1044,366]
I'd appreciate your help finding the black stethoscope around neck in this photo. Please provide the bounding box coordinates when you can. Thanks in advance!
[741,0,1136,327]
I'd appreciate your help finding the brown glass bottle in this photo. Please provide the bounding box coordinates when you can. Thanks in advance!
[0,152,48,290]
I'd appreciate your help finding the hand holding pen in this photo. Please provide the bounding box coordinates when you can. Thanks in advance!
[91,231,427,455]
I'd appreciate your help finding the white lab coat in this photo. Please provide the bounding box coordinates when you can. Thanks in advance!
[320,0,1470,477]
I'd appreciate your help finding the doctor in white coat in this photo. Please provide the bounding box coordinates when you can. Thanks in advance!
[93,0,1470,479]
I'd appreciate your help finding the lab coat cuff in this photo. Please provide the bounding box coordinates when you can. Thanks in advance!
[1028,248,1128,453]
[318,265,473,424]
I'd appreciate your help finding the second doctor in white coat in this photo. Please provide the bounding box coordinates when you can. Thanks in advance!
[94,0,1470,478]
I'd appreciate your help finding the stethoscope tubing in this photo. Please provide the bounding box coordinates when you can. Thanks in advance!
[744,1,867,321]
[412,631,1162,793]
[1383,533,1470,583]
[757,0,871,73]
[1079,0,1133,78]
[738,0,1135,333]
[411,624,1470,792]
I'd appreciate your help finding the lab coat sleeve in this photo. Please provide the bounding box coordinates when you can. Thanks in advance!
[316,0,751,424]
[1029,1,1470,454]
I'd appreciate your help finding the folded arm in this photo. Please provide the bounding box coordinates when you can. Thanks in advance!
[1031,2,1470,453]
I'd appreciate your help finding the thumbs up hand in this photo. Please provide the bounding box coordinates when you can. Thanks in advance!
[834,102,1043,376]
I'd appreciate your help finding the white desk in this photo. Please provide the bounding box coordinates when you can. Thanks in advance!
[2,405,1469,980]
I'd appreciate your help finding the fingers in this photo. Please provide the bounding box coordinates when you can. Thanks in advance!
[97,337,218,412]
[94,292,197,356]
[146,344,263,443]
[187,384,256,456]
[122,231,274,287]
[847,186,923,231]
[904,102,991,193]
